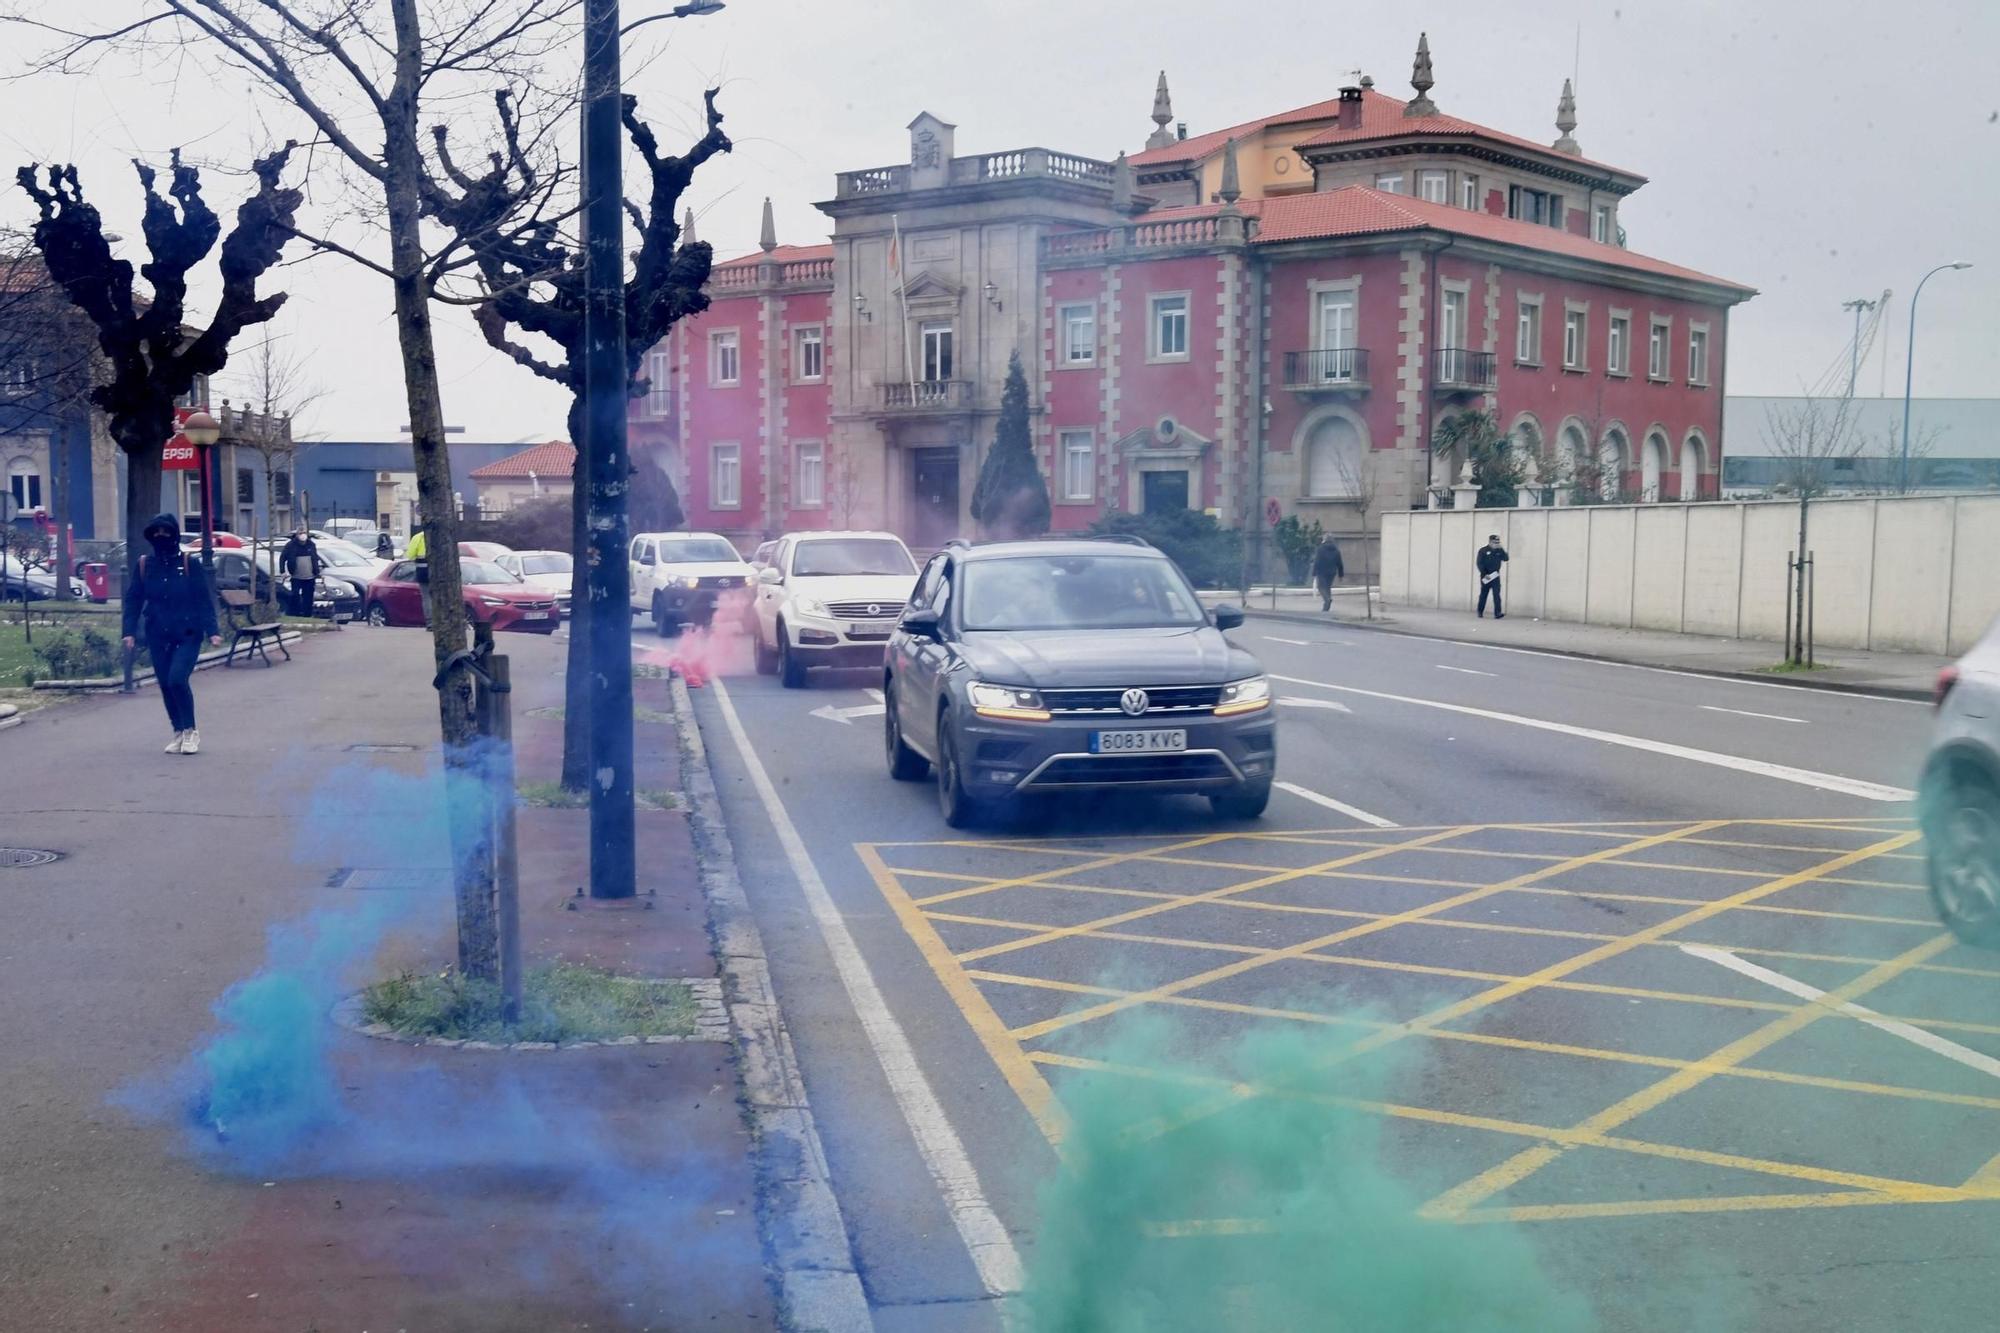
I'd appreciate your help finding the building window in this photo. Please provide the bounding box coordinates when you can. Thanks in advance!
[1314,288,1356,358]
[1150,293,1189,360]
[645,348,673,415]
[1688,325,1711,386]
[1418,171,1449,204]
[1516,297,1543,365]
[273,470,292,506]
[1460,174,1480,211]
[1508,186,1564,229]
[1441,287,1468,351]
[175,375,211,409]
[711,443,740,508]
[1374,172,1405,194]
[1592,205,1613,244]
[6,456,40,511]
[710,330,740,386]
[1649,318,1671,380]
[235,467,256,505]
[793,326,823,382]
[1,360,34,398]
[1059,429,1094,501]
[794,440,824,507]
[1059,303,1097,366]
[1563,308,1588,369]
[1607,314,1631,376]
[920,321,954,381]
[1303,416,1363,498]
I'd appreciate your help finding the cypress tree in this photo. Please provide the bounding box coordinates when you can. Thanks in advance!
[970,350,1050,538]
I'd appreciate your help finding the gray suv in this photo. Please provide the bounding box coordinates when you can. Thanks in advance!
[882,538,1277,828]
[1921,617,2000,947]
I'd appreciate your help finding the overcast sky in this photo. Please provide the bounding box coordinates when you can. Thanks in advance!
[1,0,1992,442]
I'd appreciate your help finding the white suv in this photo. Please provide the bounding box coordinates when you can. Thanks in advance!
[752,531,920,688]
[629,531,755,635]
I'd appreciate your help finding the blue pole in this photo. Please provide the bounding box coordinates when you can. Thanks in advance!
[1901,262,1971,493]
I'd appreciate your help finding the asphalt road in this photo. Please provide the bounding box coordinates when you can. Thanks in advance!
[690,614,2000,1332]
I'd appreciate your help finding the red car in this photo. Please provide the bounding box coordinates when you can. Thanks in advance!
[362,558,560,634]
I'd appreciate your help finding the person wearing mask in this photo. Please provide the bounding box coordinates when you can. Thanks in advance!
[278,527,322,616]
[122,514,221,755]
[1310,535,1346,613]
[1476,533,1508,619]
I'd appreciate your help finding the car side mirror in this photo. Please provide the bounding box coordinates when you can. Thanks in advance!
[638,551,656,567]
[1211,603,1245,631]
[758,566,783,586]
[900,607,942,639]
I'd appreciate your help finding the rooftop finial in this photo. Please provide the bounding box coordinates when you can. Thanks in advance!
[681,206,697,246]
[1218,137,1241,208]
[1405,32,1438,117]
[758,197,777,253]
[1552,78,1581,156]
[1111,150,1135,213]
[1146,71,1177,150]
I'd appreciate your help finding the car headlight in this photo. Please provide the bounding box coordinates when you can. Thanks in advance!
[1213,675,1272,717]
[969,681,1050,722]
[671,574,701,589]
[792,595,829,617]
[478,595,508,607]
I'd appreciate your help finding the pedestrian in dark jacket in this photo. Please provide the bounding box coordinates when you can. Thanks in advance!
[374,531,393,559]
[1311,536,1346,612]
[122,513,221,755]
[1475,534,1508,619]
[278,528,323,616]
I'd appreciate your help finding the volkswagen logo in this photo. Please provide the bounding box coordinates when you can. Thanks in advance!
[867,603,881,616]
[1120,688,1150,716]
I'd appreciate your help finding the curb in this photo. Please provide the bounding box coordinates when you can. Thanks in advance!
[0,703,19,733]
[1240,606,1935,702]
[671,672,874,1333]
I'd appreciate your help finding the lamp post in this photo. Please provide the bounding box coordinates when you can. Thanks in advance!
[1839,296,1876,398]
[1899,262,1971,493]
[181,408,222,568]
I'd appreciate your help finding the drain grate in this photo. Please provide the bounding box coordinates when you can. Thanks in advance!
[0,848,61,869]
[346,743,418,754]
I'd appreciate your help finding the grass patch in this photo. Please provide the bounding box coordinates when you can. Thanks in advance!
[0,634,37,688]
[360,963,698,1044]
[1754,660,1832,675]
[517,779,588,808]
[638,788,683,812]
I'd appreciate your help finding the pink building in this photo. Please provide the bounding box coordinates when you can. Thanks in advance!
[632,36,1754,565]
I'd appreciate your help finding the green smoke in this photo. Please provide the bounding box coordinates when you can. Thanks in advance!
[1022,1012,1593,1333]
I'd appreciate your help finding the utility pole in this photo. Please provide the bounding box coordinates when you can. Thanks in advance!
[581,0,635,899]
[1900,261,1972,494]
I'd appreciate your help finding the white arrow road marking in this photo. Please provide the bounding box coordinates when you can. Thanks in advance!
[867,687,885,702]
[1278,697,1353,713]
[1681,944,2000,1081]
[1275,781,1398,828]
[1436,664,1495,677]
[810,702,887,725]
[1261,636,1313,646]
[1267,673,1914,802]
[1701,704,1808,725]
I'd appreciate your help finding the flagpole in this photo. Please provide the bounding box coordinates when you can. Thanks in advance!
[892,212,917,400]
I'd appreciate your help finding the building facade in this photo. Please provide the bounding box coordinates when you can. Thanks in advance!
[633,36,1755,561]
[468,440,577,513]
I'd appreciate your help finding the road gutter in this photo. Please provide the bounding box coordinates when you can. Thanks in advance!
[671,672,875,1333]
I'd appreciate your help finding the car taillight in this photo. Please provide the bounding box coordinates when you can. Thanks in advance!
[1935,665,1961,709]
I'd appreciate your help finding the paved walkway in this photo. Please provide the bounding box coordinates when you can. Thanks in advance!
[1206,585,1952,699]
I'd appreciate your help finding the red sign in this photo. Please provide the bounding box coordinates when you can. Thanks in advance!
[162,406,200,471]
[1265,498,1283,526]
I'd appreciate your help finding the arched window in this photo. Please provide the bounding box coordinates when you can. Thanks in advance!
[1641,431,1667,502]
[1302,413,1364,498]
[1598,428,1628,501]
[1679,434,1704,501]
[5,455,40,512]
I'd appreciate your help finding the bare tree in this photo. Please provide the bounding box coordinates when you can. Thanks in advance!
[1760,394,1863,664]
[220,333,325,610]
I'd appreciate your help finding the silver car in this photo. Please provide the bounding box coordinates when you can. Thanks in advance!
[1921,618,2000,948]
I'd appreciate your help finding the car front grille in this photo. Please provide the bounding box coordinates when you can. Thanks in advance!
[697,575,748,590]
[1041,684,1225,717]
[826,600,903,620]
[1027,752,1236,787]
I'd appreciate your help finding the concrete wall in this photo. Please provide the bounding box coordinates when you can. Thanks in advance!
[1382,492,2000,656]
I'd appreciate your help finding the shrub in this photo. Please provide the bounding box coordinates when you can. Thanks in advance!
[32,626,129,680]
[1272,515,1326,585]
[1087,508,1244,590]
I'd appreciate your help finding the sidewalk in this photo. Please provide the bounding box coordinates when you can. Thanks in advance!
[1206,585,1951,699]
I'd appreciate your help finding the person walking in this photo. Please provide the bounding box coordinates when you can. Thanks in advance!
[278,526,323,616]
[374,530,393,559]
[1476,533,1508,619]
[122,514,221,755]
[1311,534,1346,612]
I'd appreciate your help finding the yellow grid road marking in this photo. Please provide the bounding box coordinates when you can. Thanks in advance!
[901,830,1241,909]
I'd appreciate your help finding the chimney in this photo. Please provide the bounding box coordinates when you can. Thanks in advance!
[1177,122,1188,141]
[1337,82,1364,130]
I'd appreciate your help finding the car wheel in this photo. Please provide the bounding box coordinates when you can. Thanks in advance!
[936,717,983,829]
[364,602,390,628]
[653,594,678,638]
[1924,768,2000,949]
[778,621,808,689]
[885,683,930,781]
[1210,778,1273,821]
[753,623,777,675]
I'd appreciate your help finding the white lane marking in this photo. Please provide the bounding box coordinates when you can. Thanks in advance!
[1261,635,1314,646]
[1278,696,1353,713]
[1436,664,1495,677]
[710,679,1024,1294]
[811,701,887,726]
[1275,781,1398,828]
[866,687,885,703]
[1267,673,1914,803]
[1681,945,2000,1081]
[1701,704,1808,725]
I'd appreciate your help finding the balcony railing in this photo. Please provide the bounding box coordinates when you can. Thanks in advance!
[1433,348,1497,391]
[881,380,974,411]
[834,149,1116,200]
[1283,348,1370,390]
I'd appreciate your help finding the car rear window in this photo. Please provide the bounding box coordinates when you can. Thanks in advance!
[960,554,1205,631]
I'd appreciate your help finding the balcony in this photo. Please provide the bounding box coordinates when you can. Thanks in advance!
[835,149,1116,200]
[880,380,974,412]
[1282,348,1370,393]
[1433,348,1497,392]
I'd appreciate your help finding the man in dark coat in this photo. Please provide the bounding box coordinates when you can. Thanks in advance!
[278,527,323,616]
[1476,534,1508,619]
[122,513,221,754]
[1311,535,1346,612]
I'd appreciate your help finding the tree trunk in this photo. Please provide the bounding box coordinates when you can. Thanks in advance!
[386,0,494,981]
[561,395,591,791]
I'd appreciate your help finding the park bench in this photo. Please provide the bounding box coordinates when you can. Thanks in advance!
[220,589,290,668]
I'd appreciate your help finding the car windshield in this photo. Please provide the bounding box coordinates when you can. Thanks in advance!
[317,542,369,567]
[959,554,1206,631]
[792,538,915,577]
[519,553,572,575]
[656,538,741,564]
[461,560,519,585]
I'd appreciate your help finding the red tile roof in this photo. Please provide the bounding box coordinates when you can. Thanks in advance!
[470,440,576,480]
[714,243,833,269]
[1129,94,1352,168]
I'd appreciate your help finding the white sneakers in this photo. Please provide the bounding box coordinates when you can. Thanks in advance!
[166,731,185,754]
[165,729,202,755]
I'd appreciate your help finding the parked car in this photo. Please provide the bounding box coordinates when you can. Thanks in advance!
[458,541,514,563]
[322,517,380,547]
[0,554,60,602]
[495,549,574,618]
[751,530,919,687]
[240,544,369,617]
[629,531,754,636]
[361,558,558,634]
[882,537,1273,827]
[1920,618,2000,948]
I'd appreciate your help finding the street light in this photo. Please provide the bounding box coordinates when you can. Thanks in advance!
[1899,261,1972,493]
[181,408,222,567]
[620,1,724,38]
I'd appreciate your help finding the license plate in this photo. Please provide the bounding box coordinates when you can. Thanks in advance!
[848,623,891,639]
[522,610,549,621]
[1091,729,1187,754]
